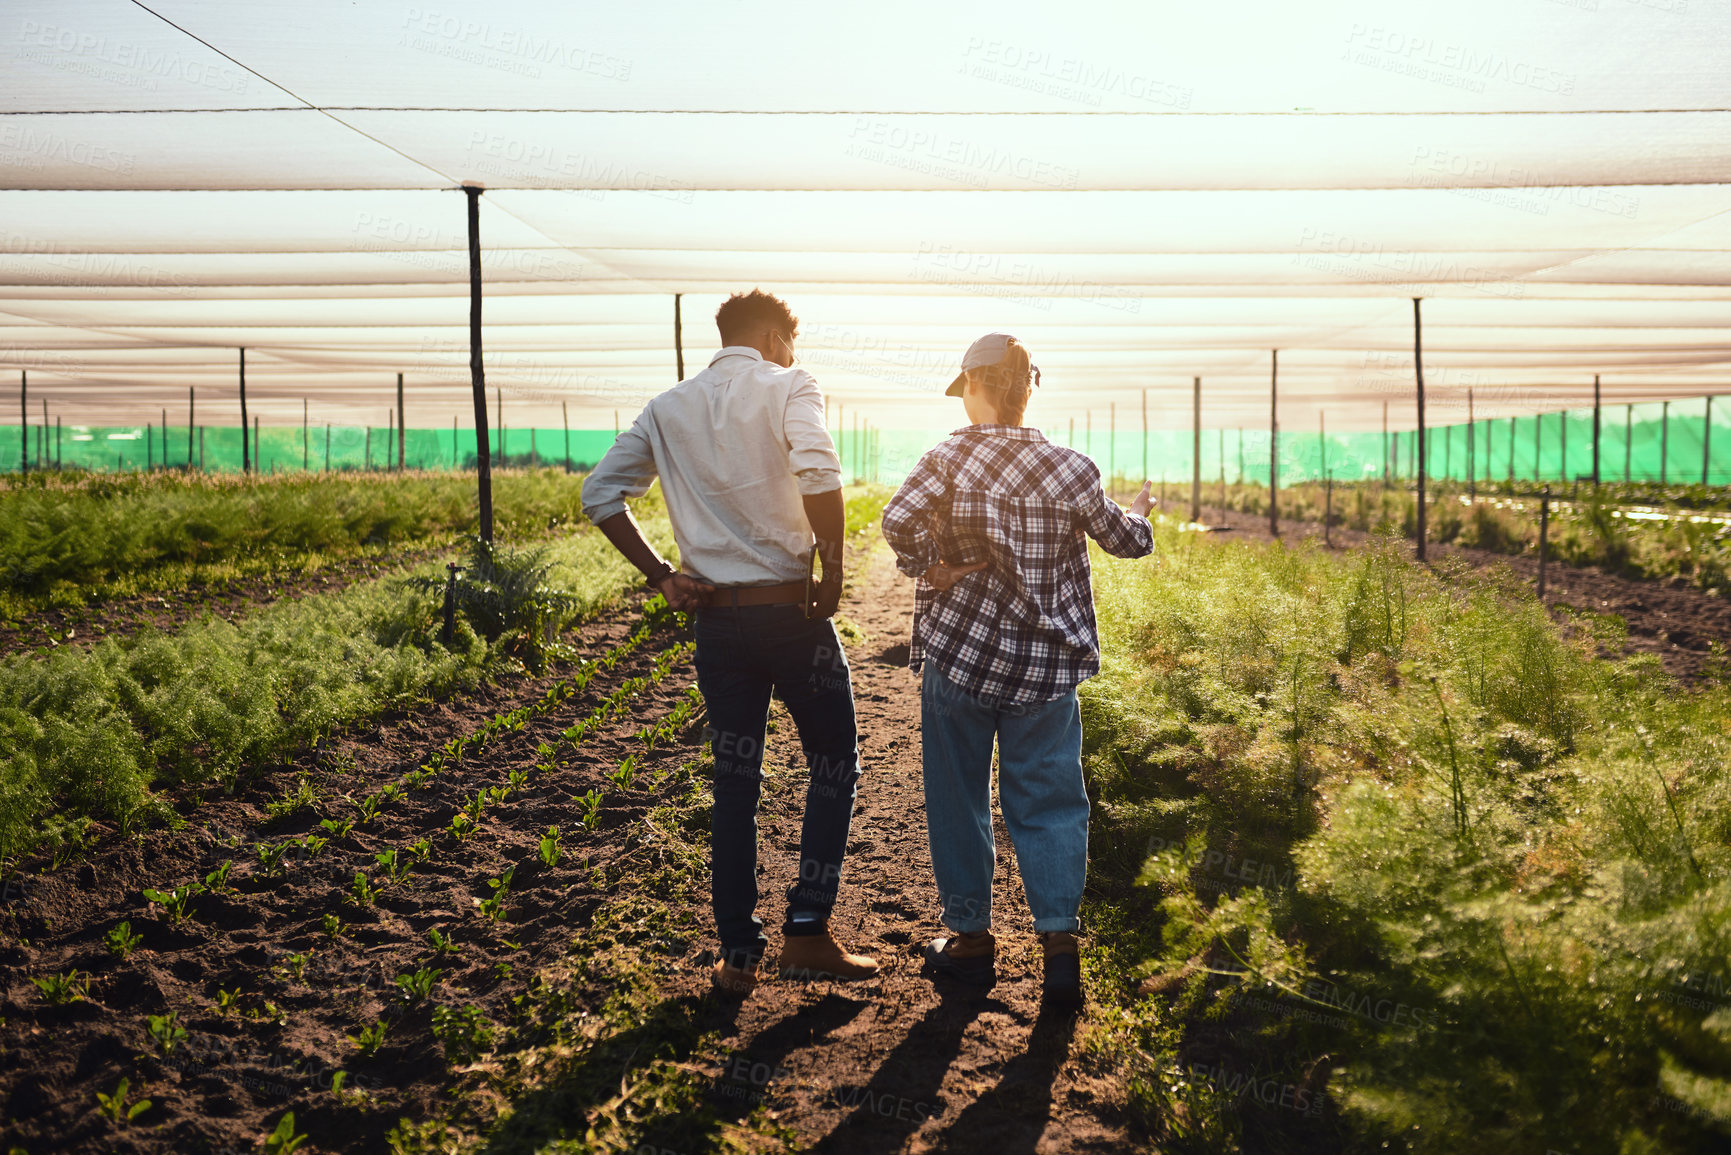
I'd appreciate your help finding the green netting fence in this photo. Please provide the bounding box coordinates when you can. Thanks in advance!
[4,396,1727,487]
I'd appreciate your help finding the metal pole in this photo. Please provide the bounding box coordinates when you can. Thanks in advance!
[303,398,309,471]
[200,426,204,471]
[16,370,23,476]
[387,407,393,472]
[1625,403,1632,482]
[496,387,504,467]
[1537,488,1550,599]
[1141,386,1148,483]
[463,184,494,542]
[1561,407,1568,483]
[325,423,331,472]
[1191,376,1201,522]
[1705,395,1714,486]
[1269,350,1279,538]
[189,386,196,469]
[674,293,685,380]
[1413,298,1426,561]
[1382,399,1389,487]
[1467,387,1475,500]
[239,347,249,474]
[1110,401,1116,492]
[1509,416,1515,482]
[161,408,167,472]
[451,415,457,470]
[1661,399,1670,485]
[55,415,60,469]
[397,372,405,470]
[1535,410,1542,483]
[253,415,259,474]
[1218,427,1226,523]
[563,400,571,473]
[1592,374,1601,486]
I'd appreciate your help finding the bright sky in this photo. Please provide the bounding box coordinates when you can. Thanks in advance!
[2,0,1729,432]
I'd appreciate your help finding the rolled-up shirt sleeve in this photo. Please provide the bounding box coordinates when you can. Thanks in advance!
[581,408,659,524]
[783,371,844,495]
[882,454,947,578]
[1076,463,1154,559]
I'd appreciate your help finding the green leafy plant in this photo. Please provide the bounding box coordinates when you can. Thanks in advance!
[431,1003,495,1065]
[142,882,201,924]
[202,859,234,893]
[573,789,603,832]
[265,776,318,822]
[254,840,291,878]
[214,988,242,1015]
[608,753,639,793]
[94,1076,151,1123]
[321,912,348,940]
[146,1011,187,1055]
[538,825,562,868]
[263,1110,308,1155]
[246,999,288,1027]
[406,837,433,864]
[406,535,583,670]
[477,865,515,922]
[394,965,443,1005]
[33,970,90,1005]
[347,871,377,907]
[319,816,355,841]
[427,926,460,957]
[348,1019,389,1059]
[298,834,328,859]
[375,848,411,886]
[104,921,142,960]
[447,813,476,841]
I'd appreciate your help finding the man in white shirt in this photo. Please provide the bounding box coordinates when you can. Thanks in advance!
[582,289,878,996]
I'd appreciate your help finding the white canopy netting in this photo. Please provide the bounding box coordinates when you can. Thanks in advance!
[3,0,1730,477]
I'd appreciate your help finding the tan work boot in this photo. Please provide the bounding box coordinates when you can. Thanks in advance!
[1040,931,1083,1009]
[711,955,760,998]
[778,928,879,981]
[923,929,997,989]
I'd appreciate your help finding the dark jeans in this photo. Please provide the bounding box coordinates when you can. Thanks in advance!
[694,603,862,969]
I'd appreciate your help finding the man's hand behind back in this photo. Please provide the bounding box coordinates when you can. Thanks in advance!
[656,572,715,613]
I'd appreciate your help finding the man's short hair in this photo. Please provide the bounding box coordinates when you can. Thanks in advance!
[716,290,799,344]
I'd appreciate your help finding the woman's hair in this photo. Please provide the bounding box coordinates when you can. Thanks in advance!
[965,337,1033,426]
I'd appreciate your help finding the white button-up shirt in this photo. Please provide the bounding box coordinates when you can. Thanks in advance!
[581,347,844,587]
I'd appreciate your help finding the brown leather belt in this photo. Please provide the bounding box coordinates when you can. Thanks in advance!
[698,580,808,609]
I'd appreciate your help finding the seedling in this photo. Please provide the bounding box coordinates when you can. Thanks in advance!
[33,970,90,1005]
[347,871,377,907]
[263,1111,308,1155]
[320,816,354,841]
[463,790,489,824]
[506,766,530,795]
[142,882,200,924]
[355,790,389,825]
[447,813,476,841]
[298,834,329,859]
[431,1003,495,1064]
[105,921,142,960]
[427,926,460,957]
[477,865,515,922]
[375,849,411,886]
[574,789,603,832]
[281,952,309,983]
[406,837,433,864]
[214,988,242,1015]
[348,1019,389,1058]
[203,859,234,893]
[608,754,639,793]
[254,840,291,878]
[146,1011,187,1055]
[94,1076,151,1123]
[246,999,288,1026]
[265,776,318,822]
[538,826,562,868]
[394,965,443,1004]
[321,913,348,940]
[403,766,434,791]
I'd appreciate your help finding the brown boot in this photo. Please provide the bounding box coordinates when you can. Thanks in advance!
[778,928,879,982]
[711,956,760,998]
[923,930,997,989]
[1040,931,1083,1009]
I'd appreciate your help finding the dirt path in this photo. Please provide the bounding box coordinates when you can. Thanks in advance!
[678,545,1130,1154]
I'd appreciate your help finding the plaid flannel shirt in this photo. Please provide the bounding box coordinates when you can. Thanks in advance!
[881,424,1154,705]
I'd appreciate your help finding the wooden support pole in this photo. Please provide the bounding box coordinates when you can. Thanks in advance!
[1269,349,1279,538]
[303,398,309,471]
[1661,399,1670,485]
[563,400,571,473]
[1467,387,1475,500]
[1141,387,1148,484]
[1191,376,1201,522]
[1413,298,1427,560]
[1705,395,1714,486]
[674,293,686,381]
[1592,374,1602,486]
[1109,401,1116,492]
[496,387,504,467]
[326,424,331,472]
[189,387,196,470]
[1382,399,1389,487]
[16,370,23,476]
[1625,403,1633,482]
[397,372,405,471]
[1537,488,1550,598]
[451,415,457,470]
[463,184,494,542]
[239,347,249,474]
[253,415,259,474]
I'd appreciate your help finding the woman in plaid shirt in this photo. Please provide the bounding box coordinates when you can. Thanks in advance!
[882,333,1154,1008]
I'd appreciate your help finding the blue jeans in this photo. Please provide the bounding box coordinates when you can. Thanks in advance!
[920,662,1088,935]
[694,604,863,969]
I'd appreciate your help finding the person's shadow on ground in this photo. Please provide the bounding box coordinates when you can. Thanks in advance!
[931,1003,1080,1154]
[808,988,999,1153]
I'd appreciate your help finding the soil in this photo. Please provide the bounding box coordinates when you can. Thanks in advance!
[1193,504,1731,683]
[0,545,1127,1155]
